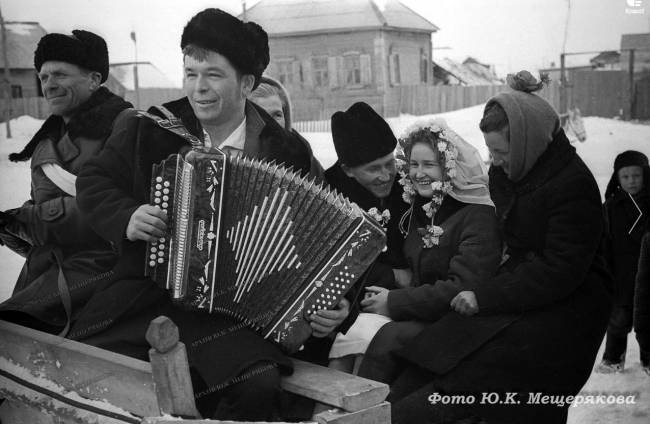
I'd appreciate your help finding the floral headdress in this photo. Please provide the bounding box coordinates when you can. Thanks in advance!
[396,120,458,248]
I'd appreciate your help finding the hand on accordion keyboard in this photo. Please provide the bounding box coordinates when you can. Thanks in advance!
[126,204,168,243]
[308,298,350,338]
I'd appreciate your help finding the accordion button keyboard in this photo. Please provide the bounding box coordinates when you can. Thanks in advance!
[154,198,161,204]
[155,191,161,197]
[162,195,169,201]
[155,184,162,190]
[162,202,169,209]
[157,258,164,264]
[156,176,163,183]
[163,181,170,187]
[150,254,156,260]
[149,261,156,267]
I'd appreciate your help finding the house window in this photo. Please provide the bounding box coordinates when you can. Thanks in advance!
[11,85,22,99]
[389,53,401,85]
[312,57,329,87]
[420,48,428,83]
[276,60,294,85]
[344,54,361,85]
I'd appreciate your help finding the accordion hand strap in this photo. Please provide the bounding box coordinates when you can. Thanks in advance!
[137,106,203,148]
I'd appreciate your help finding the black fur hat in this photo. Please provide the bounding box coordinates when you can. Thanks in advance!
[181,8,269,89]
[331,102,397,167]
[34,30,109,83]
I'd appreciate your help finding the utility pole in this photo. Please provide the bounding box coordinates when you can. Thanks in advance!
[629,49,635,120]
[131,30,140,109]
[559,52,567,115]
[0,5,12,138]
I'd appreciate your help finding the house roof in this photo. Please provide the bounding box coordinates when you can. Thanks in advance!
[244,0,438,36]
[109,62,178,90]
[621,33,650,51]
[590,50,620,66]
[0,22,47,69]
[434,57,502,86]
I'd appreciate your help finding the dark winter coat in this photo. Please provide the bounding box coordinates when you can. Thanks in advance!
[634,231,650,341]
[73,98,317,397]
[395,130,612,423]
[604,188,650,305]
[0,87,132,332]
[324,162,409,327]
[387,196,501,323]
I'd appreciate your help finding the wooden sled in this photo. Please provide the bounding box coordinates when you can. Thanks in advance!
[0,316,389,424]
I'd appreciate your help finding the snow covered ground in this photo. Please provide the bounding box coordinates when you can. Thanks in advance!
[1,107,649,422]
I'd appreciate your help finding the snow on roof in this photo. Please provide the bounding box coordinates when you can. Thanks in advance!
[109,62,178,90]
[435,58,502,86]
[245,0,438,36]
[0,22,47,69]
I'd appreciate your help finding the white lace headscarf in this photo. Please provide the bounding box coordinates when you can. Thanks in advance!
[402,118,494,208]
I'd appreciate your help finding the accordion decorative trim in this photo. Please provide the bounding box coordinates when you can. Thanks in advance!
[146,148,386,352]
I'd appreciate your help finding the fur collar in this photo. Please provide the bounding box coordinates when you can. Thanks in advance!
[10,87,132,162]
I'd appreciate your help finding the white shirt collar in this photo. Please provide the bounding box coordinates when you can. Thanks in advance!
[205,117,246,151]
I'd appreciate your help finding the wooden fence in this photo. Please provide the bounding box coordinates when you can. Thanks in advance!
[0,88,184,122]
[294,82,562,133]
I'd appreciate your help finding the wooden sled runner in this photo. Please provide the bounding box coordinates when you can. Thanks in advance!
[0,316,390,424]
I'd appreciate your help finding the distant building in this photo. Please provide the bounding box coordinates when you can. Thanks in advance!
[0,22,47,98]
[244,0,438,120]
[432,57,502,85]
[105,61,181,109]
[590,51,620,70]
[620,33,650,78]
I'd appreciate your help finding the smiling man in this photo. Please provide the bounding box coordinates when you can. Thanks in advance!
[75,8,344,421]
[0,30,132,337]
[321,103,411,374]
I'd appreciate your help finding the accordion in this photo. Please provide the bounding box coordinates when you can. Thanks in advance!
[145,148,386,351]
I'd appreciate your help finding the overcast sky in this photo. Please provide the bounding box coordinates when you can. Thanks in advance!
[3,0,649,85]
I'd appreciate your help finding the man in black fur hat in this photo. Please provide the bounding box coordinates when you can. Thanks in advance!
[322,102,410,372]
[0,30,132,336]
[74,8,346,420]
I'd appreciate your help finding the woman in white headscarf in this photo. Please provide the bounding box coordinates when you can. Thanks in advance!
[358,118,501,383]
[361,72,612,424]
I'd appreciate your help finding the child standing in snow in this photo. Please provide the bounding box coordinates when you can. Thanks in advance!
[596,151,650,373]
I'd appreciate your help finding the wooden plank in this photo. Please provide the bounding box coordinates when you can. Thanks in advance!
[0,399,56,424]
[146,316,200,418]
[314,401,390,424]
[0,319,160,418]
[281,359,388,412]
[0,375,137,423]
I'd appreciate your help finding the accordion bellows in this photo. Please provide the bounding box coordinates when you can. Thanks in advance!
[146,148,386,351]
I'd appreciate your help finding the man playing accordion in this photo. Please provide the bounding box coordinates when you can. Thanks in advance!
[76,8,349,420]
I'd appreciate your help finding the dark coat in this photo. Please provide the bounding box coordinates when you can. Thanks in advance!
[395,130,612,423]
[387,196,501,323]
[324,162,409,327]
[604,188,650,305]
[0,87,132,331]
[634,232,650,344]
[73,98,316,394]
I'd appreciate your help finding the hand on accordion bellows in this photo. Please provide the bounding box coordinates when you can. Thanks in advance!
[309,298,350,338]
[450,290,479,316]
[126,204,168,242]
[361,286,390,317]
